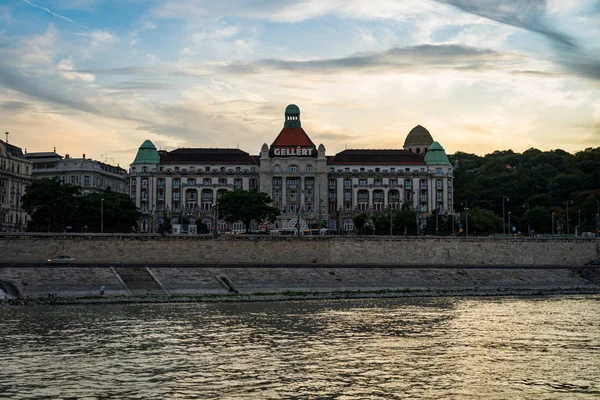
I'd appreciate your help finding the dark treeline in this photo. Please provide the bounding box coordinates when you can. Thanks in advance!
[451,147,600,235]
[21,178,140,233]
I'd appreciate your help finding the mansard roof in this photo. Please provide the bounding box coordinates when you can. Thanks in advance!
[328,149,426,165]
[270,127,316,148]
[160,148,259,164]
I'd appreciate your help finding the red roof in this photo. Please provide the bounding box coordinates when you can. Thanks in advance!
[271,127,315,147]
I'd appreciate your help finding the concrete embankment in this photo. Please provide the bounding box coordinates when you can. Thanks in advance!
[0,234,598,301]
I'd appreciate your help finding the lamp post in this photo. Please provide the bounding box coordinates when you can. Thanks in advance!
[502,195,509,234]
[100,198,104,233]
[389,207,393,236]
[508,211,511,234]
[552,212,555,236]
[462,200,469,237]
[566,199,573,235]
[577,209,581,237]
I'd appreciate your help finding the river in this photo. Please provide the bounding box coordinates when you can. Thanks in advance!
[1,296,600,399]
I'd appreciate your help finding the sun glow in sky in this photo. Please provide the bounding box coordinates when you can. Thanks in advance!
[1,0,599,166]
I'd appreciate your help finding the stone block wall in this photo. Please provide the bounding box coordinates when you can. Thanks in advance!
[0,234,598,266]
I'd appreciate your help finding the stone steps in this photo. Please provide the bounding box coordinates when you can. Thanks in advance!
[114,267,165,296]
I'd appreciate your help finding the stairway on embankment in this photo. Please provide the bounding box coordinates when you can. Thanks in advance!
[113,267,166,296]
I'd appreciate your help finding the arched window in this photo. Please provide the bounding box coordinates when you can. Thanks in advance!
[274,164,281,172]
[289,165,298,172]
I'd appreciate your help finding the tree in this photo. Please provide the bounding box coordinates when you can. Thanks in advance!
[77,189,140,233]
[352,213,369,234]
[217,190,280,233]
[22,178,81,232]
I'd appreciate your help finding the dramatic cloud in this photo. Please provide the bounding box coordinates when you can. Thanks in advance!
[437,0,600,81]
[224,44,522,75]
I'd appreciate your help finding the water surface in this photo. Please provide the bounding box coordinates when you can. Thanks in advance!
[2,296,600,399]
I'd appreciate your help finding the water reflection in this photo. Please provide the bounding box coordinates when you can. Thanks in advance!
[1,296,600,399]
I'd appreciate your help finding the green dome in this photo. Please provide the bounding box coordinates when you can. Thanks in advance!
[284,104,301,128]
[132,140,160,164]
[424,141,451,165]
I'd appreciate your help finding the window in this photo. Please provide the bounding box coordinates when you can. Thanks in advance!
[218,178,227,185]
[405,168,410,172]
[306,165,313,172]
[344,179,352,188]
[374,179,382,186]
[205,166,210,172]
[375,168,380,172]
[389,179,398,186]
[234,178,243,190]
[289,165,298,172]
[251,167,256,172]
[436,179,443,189]
[359,178,367,186]
[329,167,335,172]
[360,168,365,172]
[84,176,90,185]
[273,177,282,187]
[345,168,350,172]
[70,176,76,184]
[203,178,212,185]
[436,167,442,174]
[274,164,281,172]
[390,168,395,172]
[236,167,241,172]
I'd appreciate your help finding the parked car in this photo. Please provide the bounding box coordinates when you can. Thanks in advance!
[46,255,76,264]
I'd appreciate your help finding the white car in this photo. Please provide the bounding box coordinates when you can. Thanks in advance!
[46,255,76,264]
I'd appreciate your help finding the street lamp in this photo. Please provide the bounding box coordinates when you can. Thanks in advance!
[101,198,104,233]
[502,195,509,234]
[508,211,511,235]
[552,212,555,236]
[462,200,469,237]
[577,209,581,237]
[566,199,573,235]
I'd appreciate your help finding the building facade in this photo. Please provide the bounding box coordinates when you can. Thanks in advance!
[25,152,128,195]
[0,140,32,232]
[129,105,454,233]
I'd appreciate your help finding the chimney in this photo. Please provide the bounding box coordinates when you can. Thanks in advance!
[65,154,70,159]
[83,154,86,159]
[53,147,56,153]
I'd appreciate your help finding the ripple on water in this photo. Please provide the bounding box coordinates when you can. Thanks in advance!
[1,296,600,399]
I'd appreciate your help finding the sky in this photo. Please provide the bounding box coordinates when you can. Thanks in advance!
[1,0,599,167]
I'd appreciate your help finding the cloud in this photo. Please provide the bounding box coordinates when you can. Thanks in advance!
[436,0,578,49]
[223,44,521,75]
[436,0,600,81]
[0,101,33,112]
[57,59,96,81]
[105,80,175,91]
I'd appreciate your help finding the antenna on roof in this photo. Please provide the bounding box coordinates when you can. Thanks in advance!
[53,146,56,153]
[4,132,8,144]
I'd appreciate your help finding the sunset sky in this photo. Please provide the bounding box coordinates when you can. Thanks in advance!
[1,0,599,167]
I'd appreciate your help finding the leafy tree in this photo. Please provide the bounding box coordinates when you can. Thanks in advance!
[352,213,369,234]
[217,190,280,233]
[22,178,81,232]
[22,179,139,233]
[77,189,140,233]
[458,207,502,236]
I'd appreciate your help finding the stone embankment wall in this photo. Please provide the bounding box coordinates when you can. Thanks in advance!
[0,234,598,266]
[0,266,597,299]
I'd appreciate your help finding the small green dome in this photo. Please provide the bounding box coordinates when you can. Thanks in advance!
[132,140,160,164]
[284,104,301,128]
[424,141,451,165]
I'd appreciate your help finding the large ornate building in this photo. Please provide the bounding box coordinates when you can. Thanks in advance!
[25,152,128,195]
[0,139,32,232]
[129,105,453,233]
